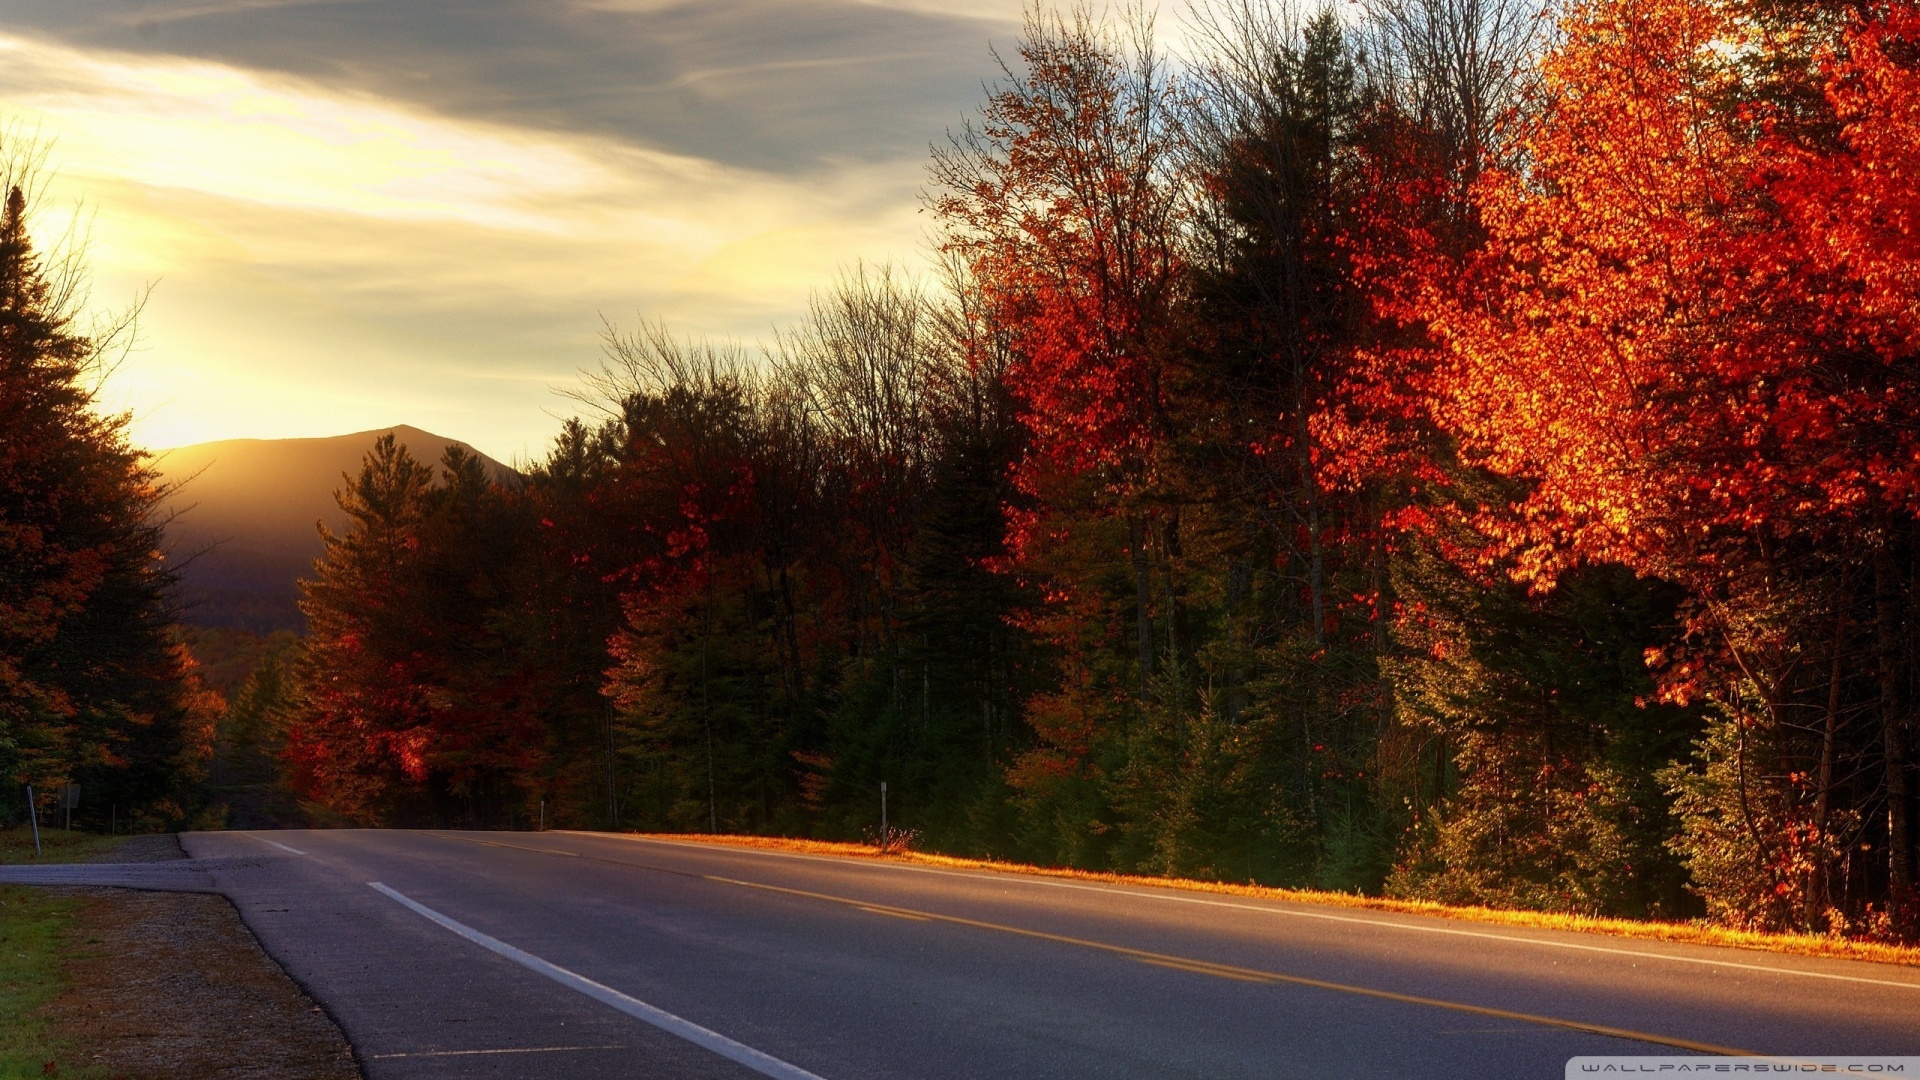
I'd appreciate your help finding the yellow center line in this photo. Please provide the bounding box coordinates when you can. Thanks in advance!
[1136,956,1275,983]
[702,874,1750,1057]
[859,906,932,921]
[433,834,581,858]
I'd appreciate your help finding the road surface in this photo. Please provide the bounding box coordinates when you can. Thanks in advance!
[6,829,1917,1078]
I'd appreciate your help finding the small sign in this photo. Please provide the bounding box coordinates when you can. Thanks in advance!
[62,785,80,809]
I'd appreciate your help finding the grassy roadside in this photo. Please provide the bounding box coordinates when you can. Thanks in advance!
[621,832,1920,969]
[1,827,126,1080]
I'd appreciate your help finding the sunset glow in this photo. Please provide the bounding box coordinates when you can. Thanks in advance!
[0,3,1024,461]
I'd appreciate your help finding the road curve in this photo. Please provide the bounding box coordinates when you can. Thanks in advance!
[8,829,1917,1079]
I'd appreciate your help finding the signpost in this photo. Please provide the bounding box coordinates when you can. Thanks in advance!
[63,784,79,830]
[880,781,889,852]
[25,784,41,857]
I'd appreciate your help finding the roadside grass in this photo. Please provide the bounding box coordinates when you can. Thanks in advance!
[621,831,1920,969]
[1,827,124,1080]
[0,826,126,867]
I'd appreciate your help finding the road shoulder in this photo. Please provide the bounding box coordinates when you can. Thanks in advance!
[1,828,362,1080]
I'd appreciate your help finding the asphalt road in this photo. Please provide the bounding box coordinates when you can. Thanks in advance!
[7,829,1919,1079]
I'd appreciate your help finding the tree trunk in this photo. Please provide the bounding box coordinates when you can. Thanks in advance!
[1304,477,1326,647]
[702,576,718,835]
[1130,515,1155,692]
[1226,555,1252,724]
[1811,606,1844,924]
[1370,522,1393,737]
[1877,542,1913,908]
[1162,514,1183,665]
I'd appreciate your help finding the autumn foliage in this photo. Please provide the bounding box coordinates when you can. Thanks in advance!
[0,150,215,831]
[1426,0,1920,933]
[273,0,1920,940]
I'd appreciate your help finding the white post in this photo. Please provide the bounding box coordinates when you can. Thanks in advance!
[880,781,888,852]
[26,784,41,857]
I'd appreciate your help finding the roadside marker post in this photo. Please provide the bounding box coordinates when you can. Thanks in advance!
[63,784,78,830]
[880,781,888,852]
[25,784,41,857]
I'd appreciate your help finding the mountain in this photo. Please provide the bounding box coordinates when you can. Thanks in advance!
[154,426,516,633]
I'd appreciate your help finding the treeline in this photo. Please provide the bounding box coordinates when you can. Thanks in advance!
[284,283,1029,844]
[269,0,1920,941]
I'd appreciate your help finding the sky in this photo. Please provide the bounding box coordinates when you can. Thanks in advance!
[0,0,1045,464]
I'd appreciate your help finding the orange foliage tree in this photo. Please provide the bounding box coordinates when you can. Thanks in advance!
[1430,0,1920,932]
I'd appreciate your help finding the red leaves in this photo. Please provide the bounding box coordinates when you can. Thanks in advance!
[1415,0,1919,932]
[931,11,1182,503]
[1430,0,1920,601]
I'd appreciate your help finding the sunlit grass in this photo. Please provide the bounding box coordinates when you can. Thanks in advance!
[0,828,122,1080]
[635,832,1920,969]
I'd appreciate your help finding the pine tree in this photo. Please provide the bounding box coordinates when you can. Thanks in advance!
[288,435,537,826]
[287,434,437,824]
[0,174,213,829]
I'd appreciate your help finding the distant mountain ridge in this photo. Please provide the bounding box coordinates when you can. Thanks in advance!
[156,426,516,633]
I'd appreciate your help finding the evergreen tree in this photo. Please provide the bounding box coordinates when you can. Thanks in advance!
[290,435,535,825]
[287,434,437,823]
[0,172,214,830]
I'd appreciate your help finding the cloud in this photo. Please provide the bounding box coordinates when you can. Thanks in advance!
[0,0,1212,462]
[0,36,612,231]
[0,28,946,461]
[1,0,1021,173]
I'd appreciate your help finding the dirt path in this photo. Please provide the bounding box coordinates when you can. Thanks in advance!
[42,836,361,1080]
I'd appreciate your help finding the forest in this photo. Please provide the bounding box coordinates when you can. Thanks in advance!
[4,0,1919,944]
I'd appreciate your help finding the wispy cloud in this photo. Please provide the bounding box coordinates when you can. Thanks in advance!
[0,0,1212,461]
[0,3,995,461]
[3,0,1020,172]
[0,36,610,230]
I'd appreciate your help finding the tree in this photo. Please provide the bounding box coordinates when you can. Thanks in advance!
[929,4,1192,868]
[289,435,536,826]
[1428,0,1920,934]
[0,143,212,830]
[208,630,304,828]
[286,434,438,823]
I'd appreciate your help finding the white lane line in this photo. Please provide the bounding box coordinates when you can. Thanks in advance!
[243,833,305,855]
[587,834,1920,993]
[371,1045,625,1059]
[367,882,829,1080]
